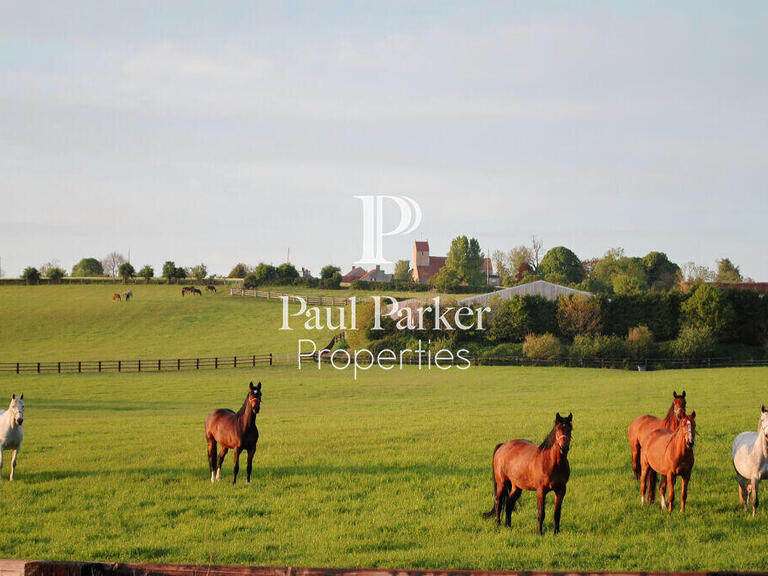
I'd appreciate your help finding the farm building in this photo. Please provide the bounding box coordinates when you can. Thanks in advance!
[342,266,367,283]
[343,265,393,283]
[410,241,497,285]
[457,280,593,307]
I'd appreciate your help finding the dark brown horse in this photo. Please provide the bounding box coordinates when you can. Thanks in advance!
[641,411,696,513]
[205,284,216,293]
[205,381,262,484]
[628,390,686,487]
[484,413,573,534]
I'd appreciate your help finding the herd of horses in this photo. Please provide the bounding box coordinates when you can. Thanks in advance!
[182,285,217,296]
[2,382,767,536]
[112,290,132,301]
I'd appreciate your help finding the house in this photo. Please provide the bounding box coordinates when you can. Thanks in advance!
[457,280,594,307]
[358,265,393,283]
[410,240,497,285]
[341,266,367,283]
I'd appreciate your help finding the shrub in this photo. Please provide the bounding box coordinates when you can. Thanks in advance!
[627,325,654,359]
[601,293,682,342]
[486,297,529,343]
[571,334,628,360]
[46,267,66,283]
[523,333,562,360]
[243,273,260,289]
[673,325,716,359]
[681,284,736,340]
[557,295,602,339]
[71,257,103,277]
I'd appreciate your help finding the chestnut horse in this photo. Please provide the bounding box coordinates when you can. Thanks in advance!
[628,390,686,486]
[484,413,572,534]
[641,411,696,513]
[205,381,261,484]
[112,293,121,301]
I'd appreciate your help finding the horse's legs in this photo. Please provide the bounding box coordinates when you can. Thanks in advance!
[631,442,641,480]
[217,447,229,481]
[640,461,649,504]
[680,473,689,513]
[752,479,759,516]
[536,487,547,535]
[504,487,522,527]
[665,474,675,514]
[658,475,667,510]
[207,437,217,482]
[553,486,566,534]
[493,479,506,525]
[648,470,657,503]
[246,448,256,484]
[232,447,242,484]
[0,449,4,481]
[9,449,18,481]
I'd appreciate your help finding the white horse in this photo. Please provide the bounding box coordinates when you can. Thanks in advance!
[732,404,768,515]
[0,394,24,481]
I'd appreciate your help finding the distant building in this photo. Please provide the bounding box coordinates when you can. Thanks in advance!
[709,282,768,295]
[359,265,393,283]
[458,280,593,307]
[301,267,312,279]
[341,266,367,283]
[411,240,497,285]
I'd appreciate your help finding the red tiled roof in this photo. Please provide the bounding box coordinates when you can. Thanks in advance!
[414,241,430,251]
[341,267,366,283]
[415,256,447,282]
[711,282,768,294]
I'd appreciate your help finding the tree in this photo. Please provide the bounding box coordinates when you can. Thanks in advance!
[590,248,649,294]
[530,236,544,270]
[190,263,208,282]
[173,266,187,281]
[163,261,177,283]
[556,295,602,339]
[681,262,714,285]
[320,265,341,280]
[71,257,103,277]
[393,260,412,282]
[22,267,41,285]
[138,265,154,283]
[538,246,586,285]
[277,263,299,284]
[118,262,136,283]
[642,251,680,291]
[101,252,126,278]
[46,267,66,283]
[715,258,742,283]
[40,259,61,277]
[515,262,535,283]
[681,284,736,340]
[441,235,484,288]
[229,263,249,278]
[253,263,279,284]
[486,297,529,343]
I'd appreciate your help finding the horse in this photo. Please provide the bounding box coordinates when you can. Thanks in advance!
[191,287,202,296]
[205,284,217,293]
[0,394,24,481]
[732,405,768,515]
[483,412,572,534]
[205,381,262,484]
[123,290,132,301]
[628,390,686,487]
[181,286,193,296]
[112,293,121,301]
[641,411,696,513]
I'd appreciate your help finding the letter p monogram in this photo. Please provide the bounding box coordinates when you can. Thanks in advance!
[354,196,422,265]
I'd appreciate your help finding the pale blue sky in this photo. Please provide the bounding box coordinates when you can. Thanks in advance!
[1,1,766,278]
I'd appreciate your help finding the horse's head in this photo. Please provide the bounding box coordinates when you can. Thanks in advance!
[554,412,573,455]
[672,390,687,419]
[759,405,768,441]
[681,411,696,448]
[8,393,24,426]
[248,381,262,413]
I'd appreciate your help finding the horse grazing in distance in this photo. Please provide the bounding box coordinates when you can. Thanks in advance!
[0,394,24,481]
[205,382,262,484]
[484,412,572,534]
[112,293,121,301]
[123,290,132,301]
[191,287,202,295]
[629,390,686,487]
[181,286,193,296]
[732,405,768,515]
[641,411,696,513]
[205,284,216,293]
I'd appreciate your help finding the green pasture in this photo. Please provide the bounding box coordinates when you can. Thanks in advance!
[0,285,766,571]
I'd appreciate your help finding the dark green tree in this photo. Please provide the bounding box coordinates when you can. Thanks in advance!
[229,263,249,278]
[277,263,299,284]
[71,257,103,277]
[393,260,412,282]
[715,258,742,283]
[118,262,136,283]
[538,246,586,285]
[22,267,41,285]
[47,267,66,283]
[162,261,177,283]
[138,265,154,283]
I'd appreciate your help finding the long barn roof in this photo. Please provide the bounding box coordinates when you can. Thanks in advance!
[458,280,593,306]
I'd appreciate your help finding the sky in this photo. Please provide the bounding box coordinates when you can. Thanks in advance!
[1,1,766,279]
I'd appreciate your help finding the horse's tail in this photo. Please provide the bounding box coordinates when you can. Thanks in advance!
[482,442,505,519]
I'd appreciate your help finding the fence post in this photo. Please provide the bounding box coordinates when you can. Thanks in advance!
[157,359,161,371]
[234,356,237,368]
[252,354,255,367]
[37,362,40,373]
[196,358,200,369]
[215,357,218,369]
[118,360,121,372]
[98,361,102,373]
[78,361,81,373]
[16,362,19,374]
[177,358,181,371]
[138,359,141,372]
[269,353,273,366]
[58,361,61,374]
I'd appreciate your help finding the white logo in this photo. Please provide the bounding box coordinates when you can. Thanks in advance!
[354,195,422,265]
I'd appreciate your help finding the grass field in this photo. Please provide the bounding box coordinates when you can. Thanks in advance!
[0,286,766,571]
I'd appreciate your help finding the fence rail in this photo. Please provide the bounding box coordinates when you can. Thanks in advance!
[0,354,273,374]
[230,288,352,306]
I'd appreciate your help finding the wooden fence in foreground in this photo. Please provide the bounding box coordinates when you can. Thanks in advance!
[3,560,765,576]
[0,354,272,374]
[230,288,352,306]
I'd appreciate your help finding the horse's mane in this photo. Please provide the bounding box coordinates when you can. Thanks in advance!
[662,403,678,427]
[538,426,557,451]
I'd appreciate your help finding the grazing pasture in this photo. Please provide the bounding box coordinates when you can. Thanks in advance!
[0,366,766,571]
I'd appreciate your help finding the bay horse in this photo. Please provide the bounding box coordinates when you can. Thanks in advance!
[641,411,696,513]
[181,286,193,296]
[205,381,261,484]
[484,412,572,534]
[628,390,686,485]
[112,293,121,301]
[731,405,768,515]
[0,394,24,481]
[205,284,216,293]
[191,287,202,296]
